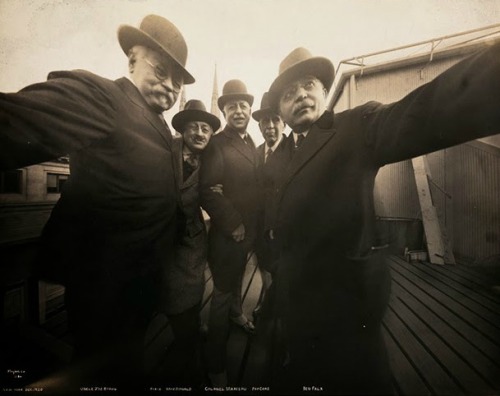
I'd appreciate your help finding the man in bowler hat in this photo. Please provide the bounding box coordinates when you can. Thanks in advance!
[266,45,500,394]
[0,15,194,390]
[251,92,288,317]
[199,79,260,386]
[161,100,219,386]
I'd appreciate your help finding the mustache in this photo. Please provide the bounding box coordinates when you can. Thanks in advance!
[192,136,207,144]
[293,101,314,115]
[154,88,176,99]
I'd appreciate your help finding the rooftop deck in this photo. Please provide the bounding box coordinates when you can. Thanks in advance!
[3,254,500,394]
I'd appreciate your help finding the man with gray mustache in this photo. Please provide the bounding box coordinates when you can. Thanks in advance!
[0,14,193,391]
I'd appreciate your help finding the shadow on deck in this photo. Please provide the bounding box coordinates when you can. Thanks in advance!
[2,254,500,394]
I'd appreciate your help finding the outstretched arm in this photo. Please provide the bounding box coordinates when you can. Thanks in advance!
[0,70,116,170]
[363,41,500,166]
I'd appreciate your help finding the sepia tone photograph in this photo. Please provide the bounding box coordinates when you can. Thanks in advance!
[1,0,500,394]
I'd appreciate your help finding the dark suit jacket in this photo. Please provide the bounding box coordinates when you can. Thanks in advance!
[0,71,180,285]
[255,135,287,273]
[163,138,207,315]
[256,135,288,232]
[270,43,500,391]
[200,126,261,290]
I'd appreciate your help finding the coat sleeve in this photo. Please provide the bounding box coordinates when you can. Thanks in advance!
[363,41,500,166]
[0,70,117,170]
[199,139,243,237]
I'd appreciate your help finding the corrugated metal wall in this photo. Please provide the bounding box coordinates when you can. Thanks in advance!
[333,50,500,264]
[374,161,420,218]
[448,142,500,262]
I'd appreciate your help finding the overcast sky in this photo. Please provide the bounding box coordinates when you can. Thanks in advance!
[1,0,499,143]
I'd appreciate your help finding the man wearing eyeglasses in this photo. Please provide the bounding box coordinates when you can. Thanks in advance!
[0,15,193,391]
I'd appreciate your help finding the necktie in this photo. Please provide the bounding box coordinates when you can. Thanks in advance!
[243,134,249,145]
[295,133,305,150]
[184,153,199,181]
[265,148,273,163]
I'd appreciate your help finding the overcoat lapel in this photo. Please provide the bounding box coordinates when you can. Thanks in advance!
[286,128,336,179]
[169,137,186,194]
[280,112,337,199]
[116,78,172,148]
[181,167,199,190]
[257,144,265,168]
[224,129,257,165]
[172,137,199,191]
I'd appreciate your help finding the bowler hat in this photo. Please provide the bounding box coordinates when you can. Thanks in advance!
[217,79,254,111]
[118,14,195,84]
[172,100,221,133]
[252,92,274,122]
[268,47,334,109]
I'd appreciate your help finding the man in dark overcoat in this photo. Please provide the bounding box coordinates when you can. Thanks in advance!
[266,46,500,394]
[199,79,261,386]
[0,15,194,390]
[252,92,288,317]
[162,100,219,386]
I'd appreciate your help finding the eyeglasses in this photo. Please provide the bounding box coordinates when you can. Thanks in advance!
[144,58,183,91]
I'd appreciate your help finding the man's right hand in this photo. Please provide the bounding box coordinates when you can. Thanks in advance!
[232,223,245,242]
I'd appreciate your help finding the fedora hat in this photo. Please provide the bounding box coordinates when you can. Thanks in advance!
[172,99,221,133]
[252,92,274,122]
[118,14,195,84]
[268,47,334,108]
[217,79,254,111]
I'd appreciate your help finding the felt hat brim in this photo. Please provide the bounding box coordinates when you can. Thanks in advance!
[172,109,221,133]
[217,93,254,112]
[252,107,273,122]
[268,57,334,110]
[118,25,195,84]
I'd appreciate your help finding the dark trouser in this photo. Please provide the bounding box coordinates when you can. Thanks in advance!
[206,229,253,374]
[273,326,393,395]
[166,303,203,386]
[64,268,160,391]
[272,250,393,394]
[205,276,245,374]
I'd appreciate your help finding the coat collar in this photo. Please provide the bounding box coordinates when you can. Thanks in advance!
[258,133,287,166]
[222,126,257,164]
[180,143,200,189]
[281,111,336,191]
[182,166,199,189]
[115,77,173,148]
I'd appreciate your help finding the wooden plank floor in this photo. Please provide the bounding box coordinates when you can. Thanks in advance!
[9,254,500,394]
[145,254,500,395]
[144,252,262,384]
[383,256,500,396]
